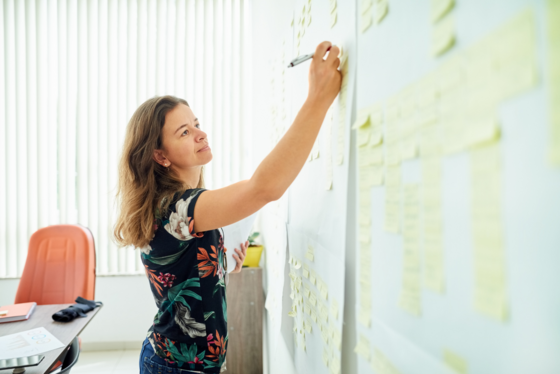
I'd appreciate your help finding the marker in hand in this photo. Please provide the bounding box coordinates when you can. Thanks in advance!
[287,45,337,68]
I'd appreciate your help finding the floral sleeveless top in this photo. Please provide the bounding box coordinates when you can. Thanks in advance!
[140,189,228,373]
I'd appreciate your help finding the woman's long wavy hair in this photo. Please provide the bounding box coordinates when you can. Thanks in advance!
[113,95,204,249]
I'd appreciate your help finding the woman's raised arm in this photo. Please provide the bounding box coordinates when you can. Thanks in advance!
[193,41,342,233]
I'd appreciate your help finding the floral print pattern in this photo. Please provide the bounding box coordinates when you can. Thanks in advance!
[141,189,228,373]
[158,273,177,287]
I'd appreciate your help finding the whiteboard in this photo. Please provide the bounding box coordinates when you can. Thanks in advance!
[354,0,560,373]
[254,0,560,373]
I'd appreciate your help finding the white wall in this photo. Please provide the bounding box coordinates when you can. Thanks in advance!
[0,275,157,351]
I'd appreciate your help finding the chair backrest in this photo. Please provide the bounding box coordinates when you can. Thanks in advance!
[15,225,96,305]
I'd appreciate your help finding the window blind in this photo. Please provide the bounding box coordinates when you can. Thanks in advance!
[0,0,253,277]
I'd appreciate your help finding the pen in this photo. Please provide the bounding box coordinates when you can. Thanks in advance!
[287,45,336,68]
[287,52,315,68]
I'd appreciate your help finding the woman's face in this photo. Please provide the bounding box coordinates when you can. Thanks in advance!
[158,104,212,170]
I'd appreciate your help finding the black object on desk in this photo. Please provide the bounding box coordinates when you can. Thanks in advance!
[52,297,103,323]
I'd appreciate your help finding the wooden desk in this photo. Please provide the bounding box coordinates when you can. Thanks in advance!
[0,304,102,374]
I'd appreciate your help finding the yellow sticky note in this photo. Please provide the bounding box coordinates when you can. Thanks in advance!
[330,11,338,28]
[467,115,500,148]
[309,291,317,306]
[431,0,455,23]
[375,0,389,24]
[311,308,318,323]
[310,270,317,285]
[305,245,315,261]
[354,335,371,360]
[443,349,468,374]
[304,319,313,333]
[330,299,339,320]
[432,14,455,56]
[329,356,341,374]
[358,307,371,327]
[322,348,330,366]
[361,0,373,14]
[361,10,373,33]
[330,0,338,13]
[371,349,402,374]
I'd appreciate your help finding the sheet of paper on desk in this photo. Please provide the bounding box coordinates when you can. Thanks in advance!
[222,213,257,273]
[0,327,64,360]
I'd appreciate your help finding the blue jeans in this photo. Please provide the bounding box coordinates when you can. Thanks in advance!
[139,338,204,374]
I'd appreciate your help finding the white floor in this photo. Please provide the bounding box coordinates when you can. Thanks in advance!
[72,349,141,374]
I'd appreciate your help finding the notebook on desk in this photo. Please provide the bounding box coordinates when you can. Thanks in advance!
[0,302,37,323]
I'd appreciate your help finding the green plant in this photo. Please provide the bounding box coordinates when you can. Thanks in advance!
[248,232,261,246]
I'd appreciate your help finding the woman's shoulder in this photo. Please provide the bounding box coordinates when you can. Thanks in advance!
[158,188,207,242]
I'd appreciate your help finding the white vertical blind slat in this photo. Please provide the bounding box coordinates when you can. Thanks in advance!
[155,0,166,95]
[5,0,17,278]
[15,0,29,276]
[25,0,38,242]
[222,0,232,187]
[66,0,78,224]
[0,1,7,278]
[242,0,253,179]
[185,0,195,111]
[203,0,213,188]
[212,0,223,189]
[98,0,109,275]
[2,0,252,277]
[47,0,59,226]
[77,0,89,227]
[175,0,186,103]
[137,0,147,104]
[117,0,128,274]
[107,0,119,274]
[126,0,139,273]
[57,0,68,224]
[231,0,241,184]
[87,0,99,272]
[166,0,176,96]
[37,0,50,229]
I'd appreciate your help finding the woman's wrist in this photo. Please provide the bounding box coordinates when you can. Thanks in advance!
[303,95,332,115]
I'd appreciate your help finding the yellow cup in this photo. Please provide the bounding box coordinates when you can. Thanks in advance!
[243,245,264,267]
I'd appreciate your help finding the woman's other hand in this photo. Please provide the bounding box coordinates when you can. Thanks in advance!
[231,240,249,273]
[307,41,342,111]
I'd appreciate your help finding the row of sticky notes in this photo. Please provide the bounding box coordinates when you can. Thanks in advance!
[329,0,338,28]
[421,156,445,293]
[470,144,508,321]
[324,109,335,190]
[366,10,537,168]
[399,184,422,316]
[431,0,455,56]
[355,336,402,374]
[288,252,343,371]
[360,0,389,33]
[335,53,350,166]
[295,0,312,55]
[547,0,560,165]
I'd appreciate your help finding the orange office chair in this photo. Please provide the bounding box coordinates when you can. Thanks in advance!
[14,224,97,373]
[15,224,96,305]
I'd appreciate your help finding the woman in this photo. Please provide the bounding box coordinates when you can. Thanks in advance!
[114,41,341,374]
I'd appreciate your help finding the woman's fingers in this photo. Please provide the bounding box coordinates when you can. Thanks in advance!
[313,41,333,63]
[325,45,340,65]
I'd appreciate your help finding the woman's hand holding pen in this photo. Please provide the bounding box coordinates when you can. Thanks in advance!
[231,240,248,273]
[307,41,342,112]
